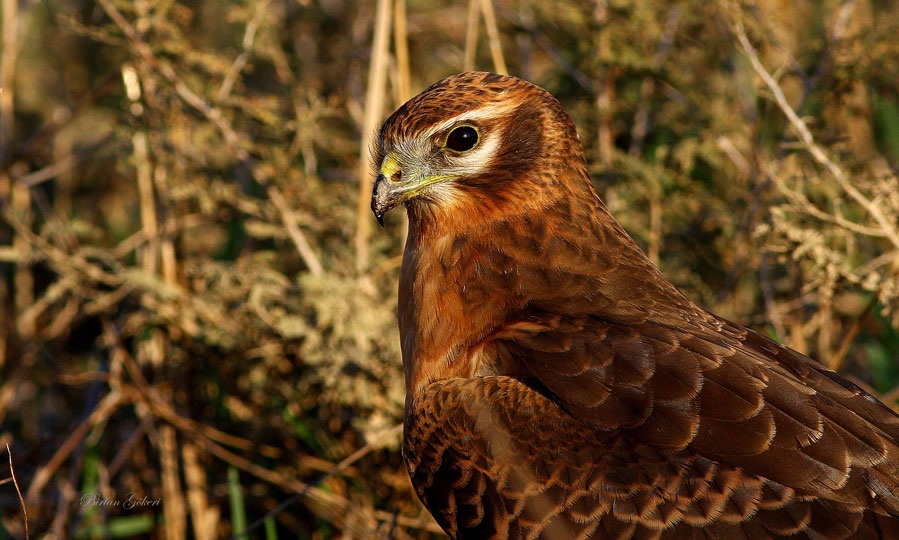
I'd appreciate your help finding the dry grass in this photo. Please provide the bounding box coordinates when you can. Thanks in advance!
[0,0,897,538]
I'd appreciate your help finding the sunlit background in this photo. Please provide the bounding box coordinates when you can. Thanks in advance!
[1,0,897,537]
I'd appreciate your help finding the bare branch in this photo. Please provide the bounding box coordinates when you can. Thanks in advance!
[730,5,899,250]
[219,0,271,100]
[7,444,29,540]
[267,185,324,276]
[354,0,392,273]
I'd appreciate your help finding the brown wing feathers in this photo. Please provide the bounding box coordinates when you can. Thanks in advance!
[373,72,899,538]
[506,309,899,499]
[406,376,896,539]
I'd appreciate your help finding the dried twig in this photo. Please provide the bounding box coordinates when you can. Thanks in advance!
[24,391,124,502]
[16,154,77,187]
[479,0,507,74]
[593,0,614,166]
[354,0,393,273]
[160,425,187,540]
[267,185,323,276]
[0,0,21,165]
[392,0,411,102]
[730,5,899,251]
[463,0,480,72]
[183,442,220,540]
[219,0,271,100]
[7,444,29,540]
[770,174,888,237]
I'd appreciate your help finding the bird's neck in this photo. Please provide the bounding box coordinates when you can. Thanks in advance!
[397,209,514,398]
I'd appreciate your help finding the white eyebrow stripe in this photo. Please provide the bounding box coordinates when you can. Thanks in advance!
[420,99,519,140]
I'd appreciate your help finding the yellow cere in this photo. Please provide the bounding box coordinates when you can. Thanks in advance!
[379,152,402,182]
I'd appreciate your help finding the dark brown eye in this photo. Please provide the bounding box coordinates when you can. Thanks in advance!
[445,125,478,152]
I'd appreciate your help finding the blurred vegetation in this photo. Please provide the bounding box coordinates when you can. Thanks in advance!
[0,0,897,538]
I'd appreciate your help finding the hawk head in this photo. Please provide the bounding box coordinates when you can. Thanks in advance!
[371,72,586,227]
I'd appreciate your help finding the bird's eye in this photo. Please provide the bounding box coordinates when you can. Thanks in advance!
[445,126,479,152]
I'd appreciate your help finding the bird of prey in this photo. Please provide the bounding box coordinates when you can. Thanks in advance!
[370,71,899,539]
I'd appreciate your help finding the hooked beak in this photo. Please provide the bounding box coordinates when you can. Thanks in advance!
[370,151,414,226]
[371,151,405,227]
[371,172,404,227]
[370,151,453,226]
